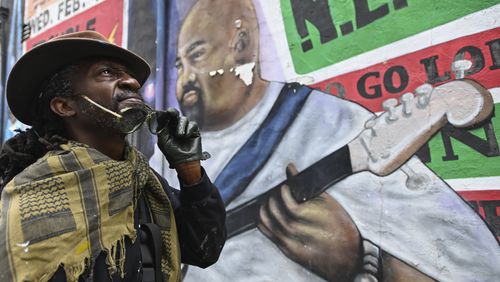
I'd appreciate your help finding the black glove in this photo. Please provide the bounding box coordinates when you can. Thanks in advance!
[155,108,210,168]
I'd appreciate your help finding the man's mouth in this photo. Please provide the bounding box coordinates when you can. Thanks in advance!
[182,90,199,107]
[117,94,145,109]
[120,97,144,104]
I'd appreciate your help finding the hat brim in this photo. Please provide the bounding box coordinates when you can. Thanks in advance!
[6,38,151,125]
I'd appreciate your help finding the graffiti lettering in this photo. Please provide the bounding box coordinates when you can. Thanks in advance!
[290,0,338,52]
[454,46,485,76]
[357,65,410,98]
[358,72,382,98]
[416,120,499,163]
[313,30,500,112]
[421,41,497,83]
[354,0,389,29]
[393,0,409,10]
[325,82,346,98]
[417,119,500,163]
[486,38,500,70]
[419,55,452,84]
[355,52,493,98]
[480,200,500,236]
[440,121,499,161]
[284,0,496,73]
[383,65,409,93]
[467,199,500,237]
[289,0,410,53]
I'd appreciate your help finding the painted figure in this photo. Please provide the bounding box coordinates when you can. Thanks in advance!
[151,0,500,281]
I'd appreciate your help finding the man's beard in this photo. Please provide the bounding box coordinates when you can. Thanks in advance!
[78,91,146,134]
[180,90,205,129]
[79,97,121,131]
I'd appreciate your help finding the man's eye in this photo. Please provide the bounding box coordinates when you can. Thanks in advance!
[190,49,205,61]
[100,69,110,75]
[100,68,115,76]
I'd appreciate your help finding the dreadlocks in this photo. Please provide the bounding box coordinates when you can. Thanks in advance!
[0,65,77,190]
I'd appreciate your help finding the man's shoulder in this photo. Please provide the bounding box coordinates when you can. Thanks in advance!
[10,143,107,187]
[9,150,63,187]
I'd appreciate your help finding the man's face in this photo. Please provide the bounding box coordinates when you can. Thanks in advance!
[176,5,252,130]
[70,58,144,132]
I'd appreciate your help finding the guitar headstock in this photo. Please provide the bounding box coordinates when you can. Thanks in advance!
[349,77,494,176]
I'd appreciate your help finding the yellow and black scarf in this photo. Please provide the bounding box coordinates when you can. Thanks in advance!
[0,141,180,282]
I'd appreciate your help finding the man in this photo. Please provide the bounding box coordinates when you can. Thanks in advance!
[152,0,500,281]
[0,31,226,281]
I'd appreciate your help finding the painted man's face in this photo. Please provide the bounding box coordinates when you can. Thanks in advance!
[175,3,254,131]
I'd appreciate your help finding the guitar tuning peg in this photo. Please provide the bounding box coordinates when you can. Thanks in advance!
[415,83,433,108]
[451,59,472,79]
[400,164,431,191]
[360,136,378,163]
[400,93,414,116]
[382,98,399,122]
[364,118,377,136]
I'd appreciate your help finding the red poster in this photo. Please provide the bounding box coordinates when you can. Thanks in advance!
[312,28,500,112]
[25,0,126,51]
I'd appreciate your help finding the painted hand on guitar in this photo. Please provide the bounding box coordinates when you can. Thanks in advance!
[258,163,360,281]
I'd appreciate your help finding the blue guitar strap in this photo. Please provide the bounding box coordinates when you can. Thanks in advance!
[215,84,312,204]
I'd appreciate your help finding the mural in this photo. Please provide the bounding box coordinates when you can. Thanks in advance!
[4,0,499,280]
[151,0,500,281]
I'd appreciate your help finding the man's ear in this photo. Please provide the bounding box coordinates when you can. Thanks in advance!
[50,96,77,118]
[231,27,252,63]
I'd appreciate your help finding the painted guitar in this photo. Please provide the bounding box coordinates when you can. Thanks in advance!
[226,77,494,238]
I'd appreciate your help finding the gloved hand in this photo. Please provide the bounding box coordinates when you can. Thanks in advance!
[155,108,210,168]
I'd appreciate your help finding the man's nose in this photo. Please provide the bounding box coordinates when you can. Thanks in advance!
[118,73,141,90]
[180,65,196,84]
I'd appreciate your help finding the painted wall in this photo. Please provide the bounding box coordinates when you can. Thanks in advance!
[154,0,500,281]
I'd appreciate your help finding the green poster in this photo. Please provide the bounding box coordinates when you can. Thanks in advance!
[281,0,499,74]
[426,103,500,179]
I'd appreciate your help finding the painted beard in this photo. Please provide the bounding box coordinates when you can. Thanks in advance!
[180,83,205,129]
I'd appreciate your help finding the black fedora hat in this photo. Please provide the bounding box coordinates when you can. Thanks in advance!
[6,31,151,125]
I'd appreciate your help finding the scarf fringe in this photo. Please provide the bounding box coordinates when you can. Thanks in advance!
[105,234,137,279]
[39,234,137,281]
[63,260,87,282]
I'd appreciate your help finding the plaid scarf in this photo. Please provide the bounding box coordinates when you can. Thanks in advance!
[0,141,180,282]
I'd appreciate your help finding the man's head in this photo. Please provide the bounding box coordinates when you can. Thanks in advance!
[47,57,145,135]
[1,31,150,186]
[6,31,150,134]
[176,0,267,131]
